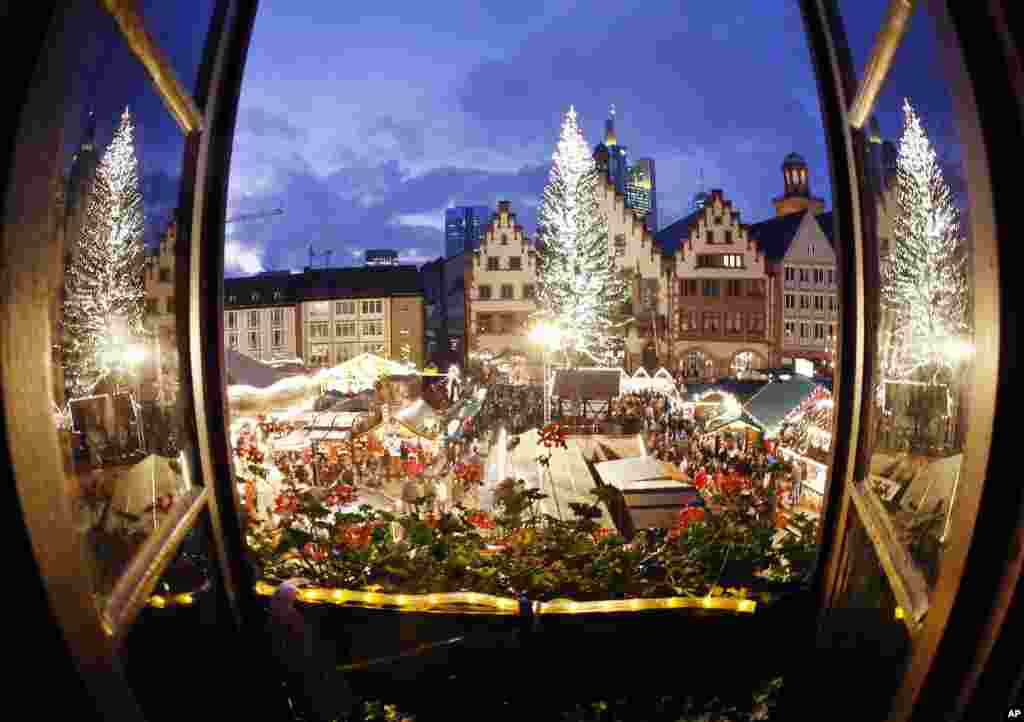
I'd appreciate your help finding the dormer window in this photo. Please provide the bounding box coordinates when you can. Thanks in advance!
[251,292,259,302]
[273,290,282,300]
[715,216,723,225]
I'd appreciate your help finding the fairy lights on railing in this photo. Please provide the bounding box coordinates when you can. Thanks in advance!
[251,581,757,615]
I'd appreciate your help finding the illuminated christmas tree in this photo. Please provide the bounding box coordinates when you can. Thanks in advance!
[535,106,629,366]
[62,107,146,399]
[879,98,970,389]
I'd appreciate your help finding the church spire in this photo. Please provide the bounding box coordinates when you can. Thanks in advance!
[604,104,617,146]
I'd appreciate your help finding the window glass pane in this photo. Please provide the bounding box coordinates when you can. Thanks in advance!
[137,0,220,98]
[27,3,203,614]
[841,1,974,603]
[218,0,831,623]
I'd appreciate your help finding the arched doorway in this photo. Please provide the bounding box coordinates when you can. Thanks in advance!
[731,350,764,377]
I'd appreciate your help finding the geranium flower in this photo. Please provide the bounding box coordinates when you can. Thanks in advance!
[592,527,611,543]
[539,423,568,449]
[274,493,299,515]
[465,511,496,530]
[668,507,706,539]
[302,543,327,561]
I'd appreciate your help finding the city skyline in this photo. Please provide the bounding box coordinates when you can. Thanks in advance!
[67,1,962,277]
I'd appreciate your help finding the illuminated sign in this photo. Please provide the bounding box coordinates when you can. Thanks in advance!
[795,358,814,378]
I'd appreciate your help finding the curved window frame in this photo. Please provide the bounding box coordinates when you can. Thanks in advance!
[2,1,1022,720]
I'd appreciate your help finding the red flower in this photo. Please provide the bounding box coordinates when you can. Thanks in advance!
[592,527,611,543]
[466,511,496,530]
[303,542,327,561]
[539,423,568,449]
[694,471,709,490]
[274,493,299,515]
[668,507,706,539]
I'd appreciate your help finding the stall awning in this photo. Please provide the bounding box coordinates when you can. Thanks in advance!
[553,369,621,399]
[743,377,820,434]
[394,399,443,439]
[705,410,764,435]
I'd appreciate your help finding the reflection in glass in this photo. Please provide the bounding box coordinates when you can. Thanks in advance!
[51,3,197,612]
[137,0,219,98]
[855,11,973,596]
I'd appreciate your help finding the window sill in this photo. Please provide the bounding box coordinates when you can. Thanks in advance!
[847,478,930,634]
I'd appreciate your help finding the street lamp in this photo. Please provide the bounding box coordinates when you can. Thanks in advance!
[530,321,563,426]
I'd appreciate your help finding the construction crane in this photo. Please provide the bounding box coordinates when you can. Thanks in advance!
[225,208,284,225]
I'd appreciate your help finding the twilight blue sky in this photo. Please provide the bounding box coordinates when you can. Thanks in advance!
[66,1,963,273]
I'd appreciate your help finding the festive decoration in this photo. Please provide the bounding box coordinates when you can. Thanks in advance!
[62,107,147,399]
[879,98,971,390]
[535,106,629,366]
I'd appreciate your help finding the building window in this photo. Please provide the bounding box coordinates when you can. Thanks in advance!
[815,269,825,284]
[726,311,744,334]
[800,323,808,338]
[799,269,809,282]
[228,295,237,304]
[725,230,733,244]
[827,269,834,285]
[248,331,259,348]
[696,254,743,269]
[785,267,795,282]
[159,268,171,283]
[785,294,796,310]
[310,343,330,366]
[272,329,283,347]
[501,234,508,245]
[815,323,825,340]
[478,285,492,300]
[828,296,836,312]
[501,284,514,300]
[679,310,698,332]
[486,256,499,271]
[310,322,329,338]
[726,279,742,297]
[248,310,259,328]
[335,301,355,315]
[251,292,260,302]
[702,312,720,333]
[799,295,810,310]
[814,295,824,311]
[227,311,237,329]
[829,323,835,338]
[228,333,238,349]
[509,257,522,270]
[747,279,765,297]
[784,321,795,337]
[749,313,765,334]
[680,279,698,296]
[702,279,720,297]
[714,215,722,225]
[336,321,356,337]
[309,301,329,317]
[273,290,282,300]
[523,284,535,299]
[361,300,383,315]
[271,309,283,326]
[362,321,383,337]
[705,230,713,244]
[476,314,492,334]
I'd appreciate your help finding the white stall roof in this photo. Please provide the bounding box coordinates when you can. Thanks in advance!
[596,456,689,490]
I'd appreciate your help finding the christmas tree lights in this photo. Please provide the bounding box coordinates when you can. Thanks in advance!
[879,99,971,392]
[535,106,629,367]
[62,107,147,399]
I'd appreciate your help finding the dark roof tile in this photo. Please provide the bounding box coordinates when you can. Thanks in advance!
[747,211,807,262]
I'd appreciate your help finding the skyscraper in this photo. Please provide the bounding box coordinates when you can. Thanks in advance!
[445,205,492,257]
[626,158,658,231]
[599,105,629,195]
